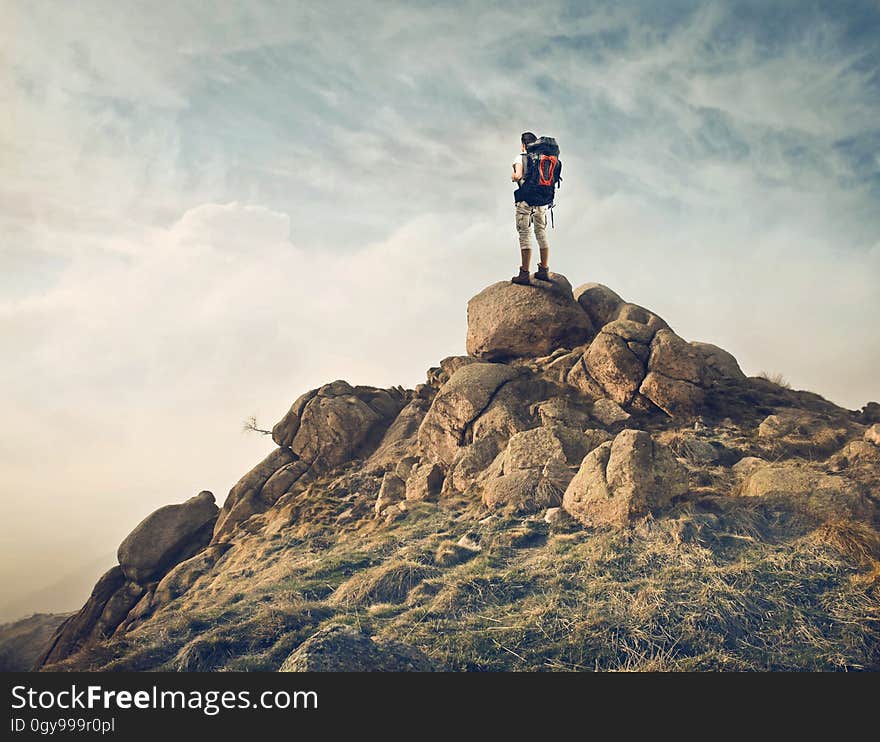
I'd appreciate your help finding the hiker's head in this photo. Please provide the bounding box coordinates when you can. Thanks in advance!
[521,132,537,151]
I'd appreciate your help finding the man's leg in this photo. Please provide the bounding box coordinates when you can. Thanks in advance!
[515,201,532,272]
[533,206,550,269]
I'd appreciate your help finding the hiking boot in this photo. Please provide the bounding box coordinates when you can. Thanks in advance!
[534,264,551,282]
[511,268,532,285]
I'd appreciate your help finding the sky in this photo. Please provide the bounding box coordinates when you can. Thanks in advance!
[1,0,878,621]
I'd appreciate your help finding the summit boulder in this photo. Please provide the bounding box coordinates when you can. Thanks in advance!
[466,273,594,361]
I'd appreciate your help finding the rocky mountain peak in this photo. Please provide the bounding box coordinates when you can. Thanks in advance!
[33,273,880,671]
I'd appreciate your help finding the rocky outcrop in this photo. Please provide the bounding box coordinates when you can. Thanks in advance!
[591,398,631,426]
[273,381,408,471]
[365,397,431,472]
[570,284,750,419]
[444,437,503,496]
[279,624,435,671]
[575,283,669,333]
[214,381,409,541]
[119,491,218,583]
[213,449,299,542]
[36,491,222,668]
[858,402,880,424]
[574,283,625,327]
[36,271,880,673]
[375,472,407,516]
[466,274,594,360]
[563,429,688,528]
[755,409,852,458]
[480,425,608,513]
[34,566,126,667]
[405,462,444,501]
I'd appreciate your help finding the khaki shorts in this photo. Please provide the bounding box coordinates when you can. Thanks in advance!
[515,201,549,251]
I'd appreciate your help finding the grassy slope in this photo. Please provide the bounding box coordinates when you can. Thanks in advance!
[48,460,880,672]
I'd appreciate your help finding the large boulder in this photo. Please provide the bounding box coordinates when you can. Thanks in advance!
[93,582,145,638]
[648,329,704,384]
[563,429,688,528]
[118,491,218,583]
[466,273,594,361]
[583,321,649,406]
[739,465,873,522]
[375,472,406,516]
[469,374,536,444]
[481,468,562,513]
[636,329,708,417]
[417,362,520,466]
[614,303,669,333]
[405,462,444,501]
[216,382,408,541]
[690,342,746,384]
[574,283,624,328]
[575,283,669,333]
[261,459,311,503]
[573,284,745,420]
[591,398,631,426]
[279,624,435,672]
[639,372,705,418]
[444,437,503,495]
[532,397,593,429]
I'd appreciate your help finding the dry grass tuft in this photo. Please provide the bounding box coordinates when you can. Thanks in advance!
[330,561,438,607]
[811,520,880,570]
[758,371,792,389]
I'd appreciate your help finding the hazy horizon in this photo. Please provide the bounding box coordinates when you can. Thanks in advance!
[2,0,879,622]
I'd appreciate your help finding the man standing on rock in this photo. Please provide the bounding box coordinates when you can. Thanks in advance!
[511,132,562,285]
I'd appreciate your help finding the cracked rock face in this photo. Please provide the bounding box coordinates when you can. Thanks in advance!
[480,424,611,513]
[272,380,408,472]
[416,362,520,466]
[584,322,649,406]
[209,380,411,541]
[212,448,299,543]
[466,273,594,361]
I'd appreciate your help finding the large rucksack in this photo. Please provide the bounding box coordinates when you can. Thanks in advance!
[515,136,562,208]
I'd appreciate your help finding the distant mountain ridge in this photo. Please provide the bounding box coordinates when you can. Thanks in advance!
[0,613,72,671]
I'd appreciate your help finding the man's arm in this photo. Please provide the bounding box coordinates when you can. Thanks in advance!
[511,160,524,182]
